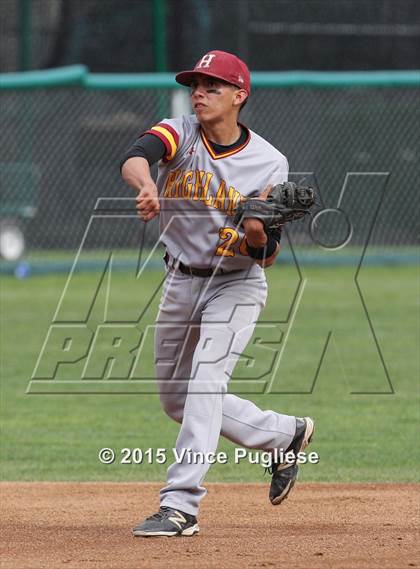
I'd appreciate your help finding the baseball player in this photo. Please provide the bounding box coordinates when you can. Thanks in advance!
[120,50,315,537]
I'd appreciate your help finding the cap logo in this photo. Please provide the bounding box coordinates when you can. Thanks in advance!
[196,53,216,69]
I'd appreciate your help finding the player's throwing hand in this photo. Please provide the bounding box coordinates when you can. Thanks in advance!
[136,182,160,222]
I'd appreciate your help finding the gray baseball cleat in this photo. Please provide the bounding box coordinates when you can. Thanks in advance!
[268,416,315,505]
[133,506,199,537]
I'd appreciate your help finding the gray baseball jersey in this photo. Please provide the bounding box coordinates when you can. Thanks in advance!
[146,114,288,269]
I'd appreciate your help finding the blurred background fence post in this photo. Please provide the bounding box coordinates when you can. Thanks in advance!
[18,0,32,71]
[152,0,167,73]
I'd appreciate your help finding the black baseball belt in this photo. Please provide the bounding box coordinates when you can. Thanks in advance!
[164,252,243,278]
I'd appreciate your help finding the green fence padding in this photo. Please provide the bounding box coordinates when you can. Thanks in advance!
[84,72,177,89]
[1,67,419,90]
[0,65,88,89]
[251,70,420,88]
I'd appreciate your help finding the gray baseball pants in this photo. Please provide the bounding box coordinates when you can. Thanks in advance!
[155,263,296,516]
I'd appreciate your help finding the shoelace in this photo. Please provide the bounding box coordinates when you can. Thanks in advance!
[265,457,296,476]
[145,507,173,522]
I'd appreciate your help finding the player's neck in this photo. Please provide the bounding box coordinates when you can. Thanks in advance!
[200,119,241,146]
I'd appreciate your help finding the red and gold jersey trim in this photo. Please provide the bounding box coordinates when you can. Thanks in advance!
[200,125,251,160]
[143,122,180,162]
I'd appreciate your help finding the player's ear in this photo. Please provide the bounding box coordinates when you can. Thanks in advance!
[233,89,248,108]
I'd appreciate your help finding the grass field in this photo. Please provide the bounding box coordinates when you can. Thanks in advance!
[1,263,418,483]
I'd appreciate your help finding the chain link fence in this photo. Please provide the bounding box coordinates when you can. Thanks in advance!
[0,70,418,270]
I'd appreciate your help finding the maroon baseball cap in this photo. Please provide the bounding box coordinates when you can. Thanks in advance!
[175,50,251,95]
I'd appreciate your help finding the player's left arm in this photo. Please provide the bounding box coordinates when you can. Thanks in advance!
[242,186,281,268]
[243,156,288,267]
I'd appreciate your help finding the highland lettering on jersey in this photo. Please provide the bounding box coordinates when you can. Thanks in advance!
[163,169,243,215]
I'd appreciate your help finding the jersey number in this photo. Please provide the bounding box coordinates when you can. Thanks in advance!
[215,227,248,257]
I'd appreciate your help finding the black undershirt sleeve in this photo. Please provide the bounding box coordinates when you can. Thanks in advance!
[119,133,167,172]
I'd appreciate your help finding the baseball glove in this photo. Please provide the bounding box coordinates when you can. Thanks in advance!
[233,182,316,232]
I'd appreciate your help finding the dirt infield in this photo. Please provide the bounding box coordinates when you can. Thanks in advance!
[1,483,418,569]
